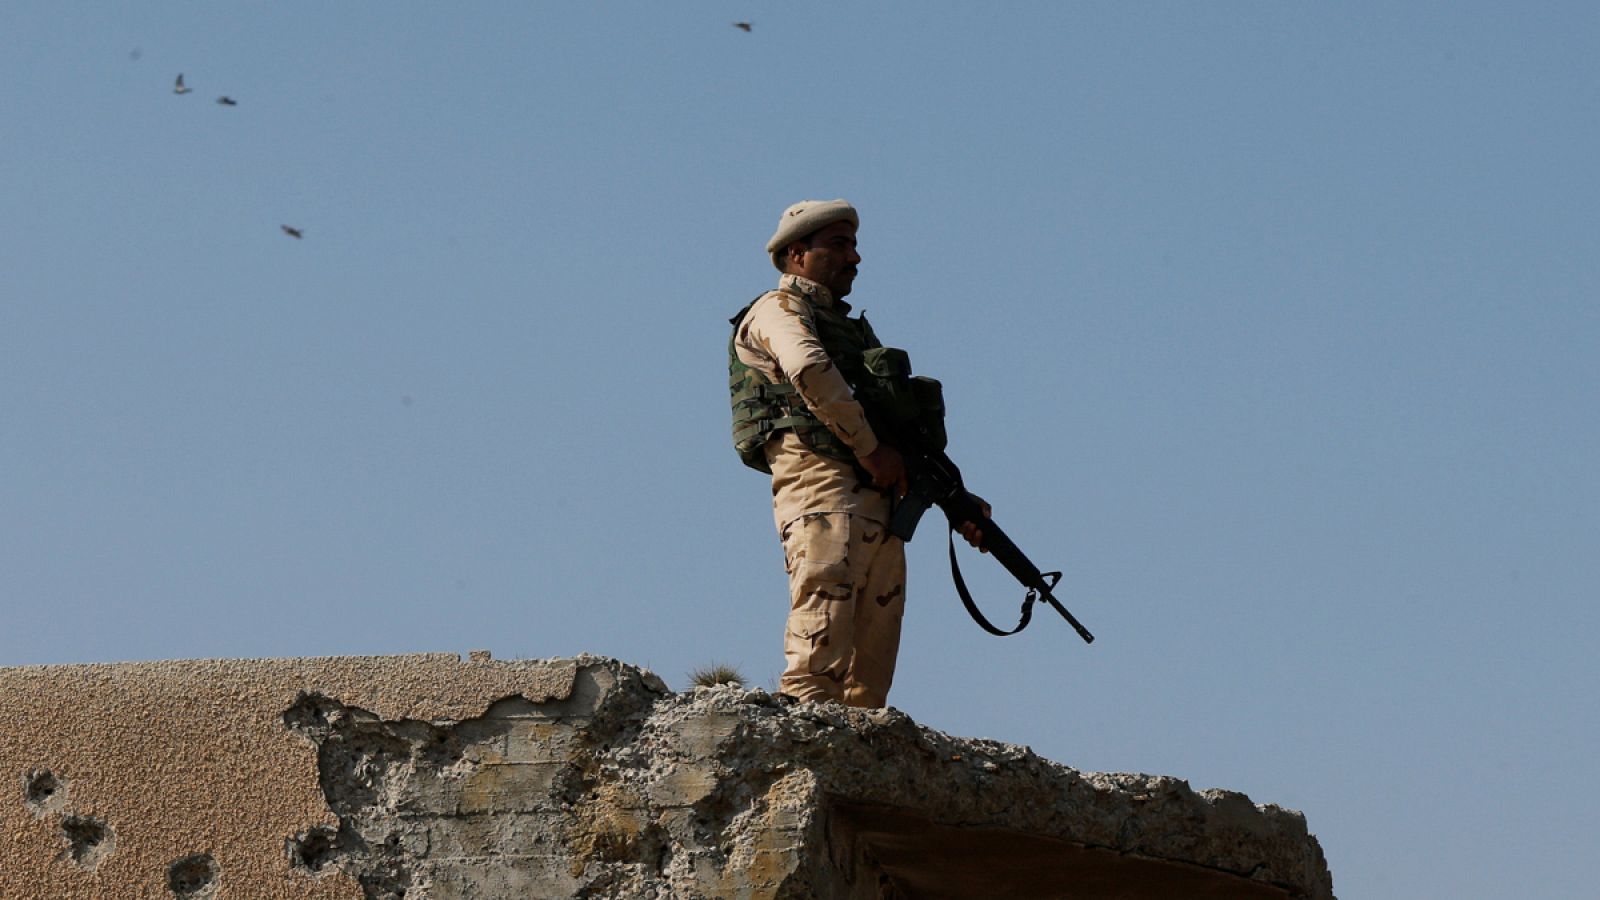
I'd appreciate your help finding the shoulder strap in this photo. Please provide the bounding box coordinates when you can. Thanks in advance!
[947,527,1035,636]
[730,292,768,328]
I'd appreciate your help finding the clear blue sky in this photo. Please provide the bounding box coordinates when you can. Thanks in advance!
[3,3,1595,896]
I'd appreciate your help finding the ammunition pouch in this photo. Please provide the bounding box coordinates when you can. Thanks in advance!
[857,347,947,453]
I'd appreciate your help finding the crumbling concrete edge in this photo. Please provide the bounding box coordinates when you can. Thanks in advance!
[278,656,672,898]
[277,657,1332,900]
[626,684,1336,899]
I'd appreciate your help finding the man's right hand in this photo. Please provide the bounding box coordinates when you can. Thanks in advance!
[859,444,908,498]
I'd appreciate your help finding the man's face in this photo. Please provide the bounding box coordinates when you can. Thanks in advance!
[788,220,861,298]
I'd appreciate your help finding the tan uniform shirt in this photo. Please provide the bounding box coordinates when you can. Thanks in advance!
[734,274,891,530]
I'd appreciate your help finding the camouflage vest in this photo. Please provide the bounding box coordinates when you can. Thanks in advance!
[728,292,881,474]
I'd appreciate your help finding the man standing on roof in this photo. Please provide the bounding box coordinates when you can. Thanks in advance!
[729,199,984,708]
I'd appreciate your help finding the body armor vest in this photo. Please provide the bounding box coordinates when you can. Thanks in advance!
[728,291,880,473]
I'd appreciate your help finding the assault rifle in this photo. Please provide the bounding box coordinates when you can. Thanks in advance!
[854,347,1094,643]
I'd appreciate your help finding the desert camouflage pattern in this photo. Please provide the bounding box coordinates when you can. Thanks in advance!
[759,432,892,536]
[732,274,880,461]
[779,511,907,707]
[732,274,909,707]
[733,274,893,527]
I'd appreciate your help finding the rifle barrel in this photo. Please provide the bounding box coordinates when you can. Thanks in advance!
[948,496,1096,645]
[1037,587,1095,644]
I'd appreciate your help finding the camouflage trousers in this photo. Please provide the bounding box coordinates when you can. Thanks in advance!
[778,512,907,708]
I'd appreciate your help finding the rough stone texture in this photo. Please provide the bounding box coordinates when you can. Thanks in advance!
[1,654,1334,899]
[1,653,582,899]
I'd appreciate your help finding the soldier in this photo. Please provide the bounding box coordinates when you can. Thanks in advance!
[729,200,985,708]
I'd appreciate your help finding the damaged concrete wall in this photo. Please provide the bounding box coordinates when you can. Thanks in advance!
[1,654,1335,899]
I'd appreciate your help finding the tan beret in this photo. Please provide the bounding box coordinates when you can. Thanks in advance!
[766,199,858,270]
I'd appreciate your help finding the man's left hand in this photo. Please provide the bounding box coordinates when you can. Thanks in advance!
[957,494,991,553]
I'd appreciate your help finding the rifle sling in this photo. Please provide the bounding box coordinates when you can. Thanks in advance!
[946,527,1034,636]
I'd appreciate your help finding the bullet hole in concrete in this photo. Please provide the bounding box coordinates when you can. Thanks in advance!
[60,814,115,870]
[356,846,412,900]
[417,725,464,770]
[283,694,431,897]
[23,769,67,817]
[291,824,411,898]
[289,825,344,874]
[283,691,345,740]
[167,853,219,898]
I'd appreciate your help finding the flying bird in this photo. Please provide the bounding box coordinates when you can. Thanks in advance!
[733,22,752,32]
[173,73,191,94]
[281,225,303,239]
[216,96,237,106]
